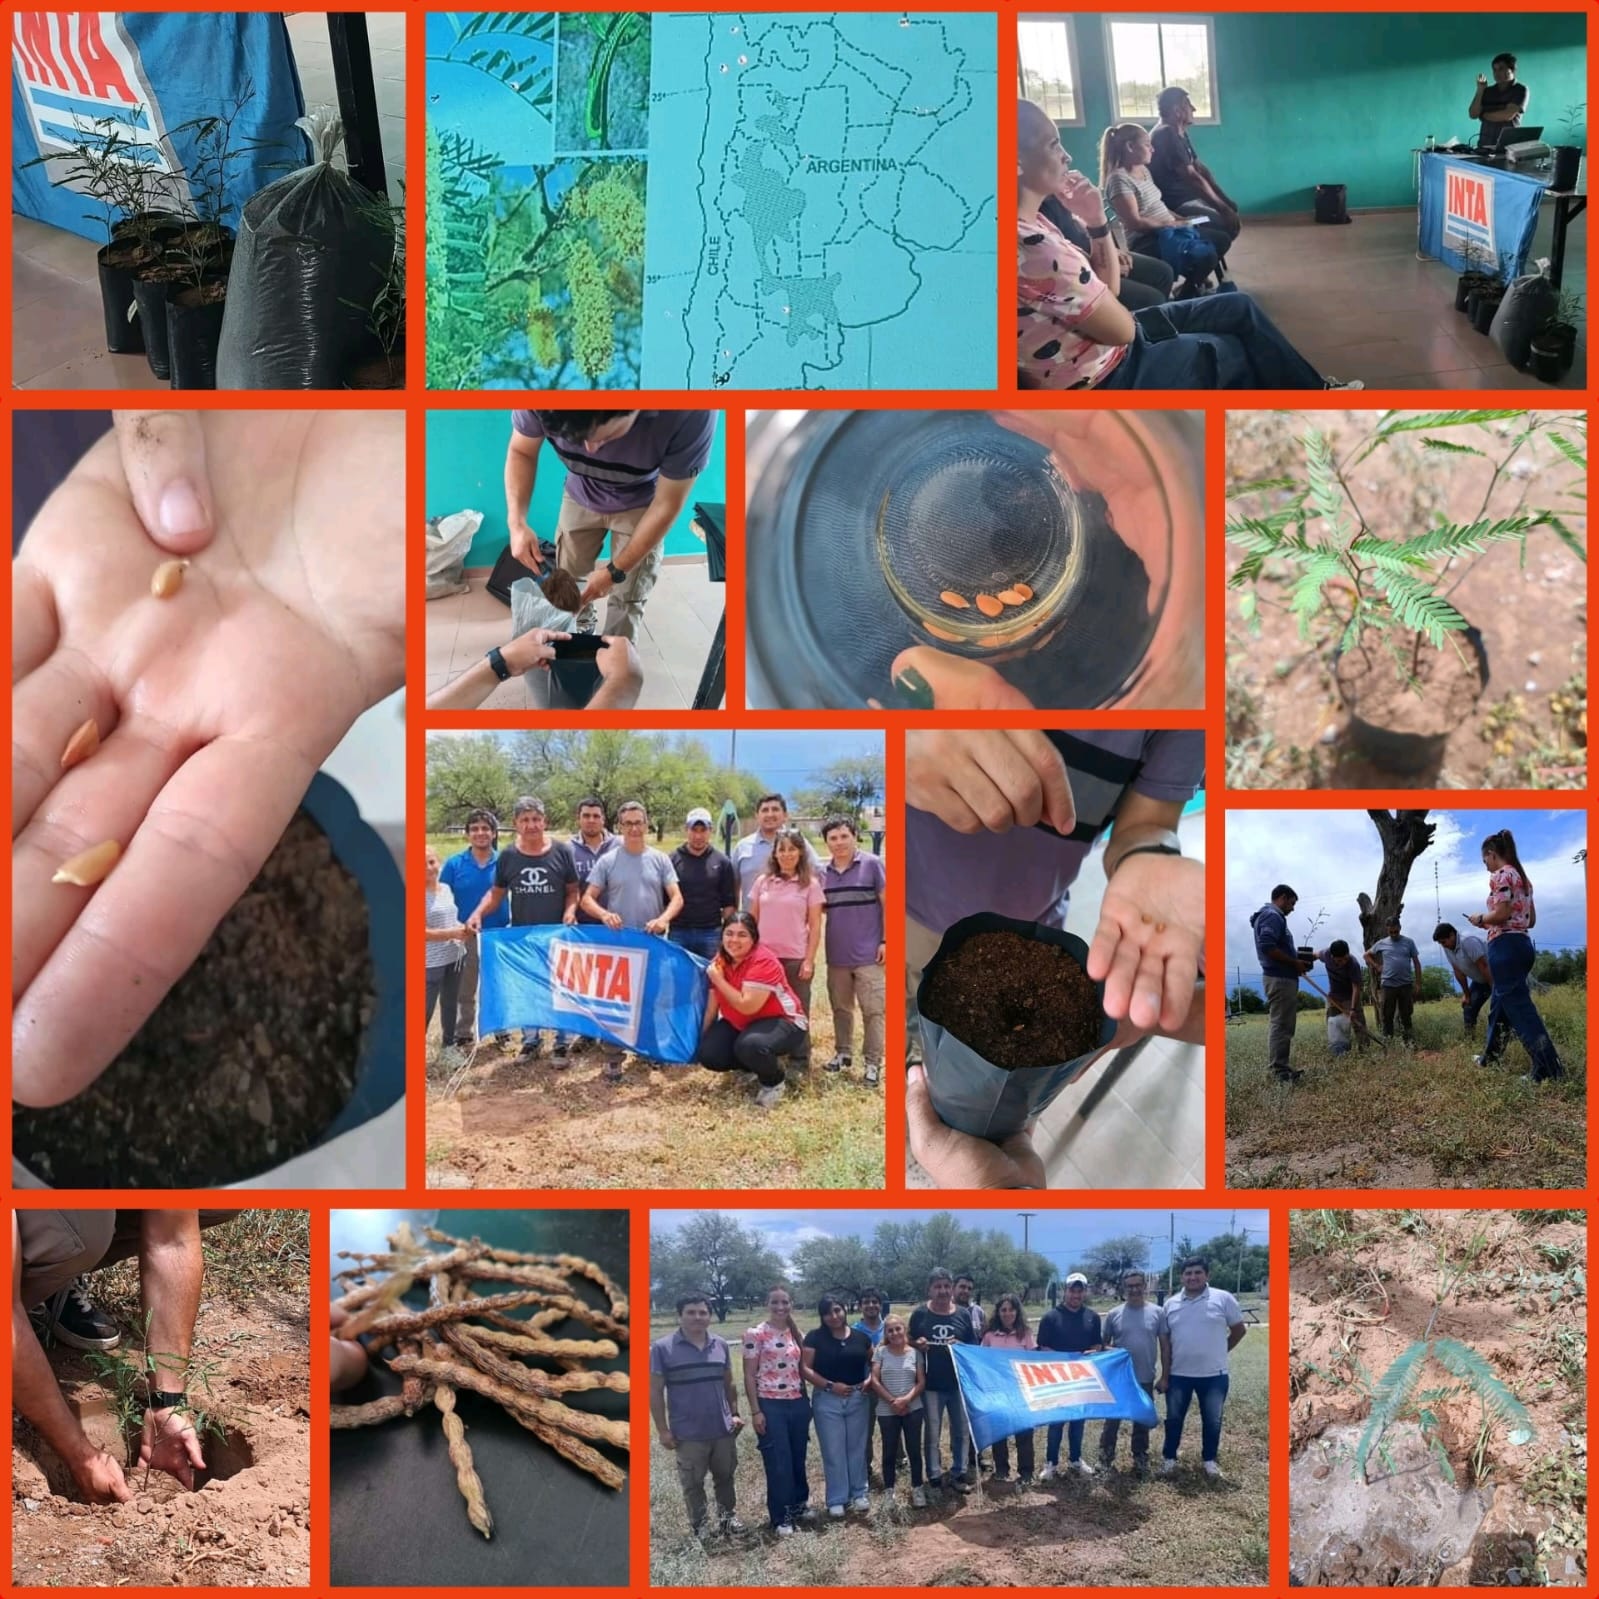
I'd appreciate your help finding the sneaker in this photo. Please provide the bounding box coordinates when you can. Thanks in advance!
[828,1504,845,1520]
[1098,1455,1117,1473]
[775,1522,795,1538]
[1272,1069,1305,1084]
[437,1044,465,1070]
[824,1053,850,1074]
[1071,1458,1096,1477]
[1322,376,1366,390]
[1160,1458,1179,1476]
[722,1514,749,1534]
[911,1486,927,1508]
[36,1280,121,1352]
[849,1496,870,1513]
[452,1036,476,1051]
[1018,1474,1034,1486]
[1203,1461,1221,1480]
[1133,1458,1151,1478]
[993,1468,1011,1482]
[926,1476,943,1494]
[1037,1463,1058,1483]
[754,1082,787,1111]
[864,1061,881,1086]
[951,1477,972,1494]
[518,1035,542,1060]
[602,1058,624,1083]
[549,1048,570,1070]
[796,1506,818,1523]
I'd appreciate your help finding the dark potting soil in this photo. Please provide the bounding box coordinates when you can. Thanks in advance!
[1337,635,1485,736]
[175,281,227,308]
[344,351,405,390]
[14,813,374,1188]
[919,930,1102,1068]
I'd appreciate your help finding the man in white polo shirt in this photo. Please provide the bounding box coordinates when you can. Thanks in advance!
[1161,1255,1245,1479]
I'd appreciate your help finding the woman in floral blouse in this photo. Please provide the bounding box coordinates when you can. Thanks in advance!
[743,1285,816,1534]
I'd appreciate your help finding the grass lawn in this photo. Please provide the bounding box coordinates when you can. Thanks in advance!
[1225,988,1586,1190]
[647,1309,1269,1587]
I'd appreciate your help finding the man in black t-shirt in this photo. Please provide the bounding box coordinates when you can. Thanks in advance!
[1150,86,1241,249]
[907,1268,977,1492]
[1037,1274,1104,1479]
[669,808,738,962]
[1471,53,1530,148]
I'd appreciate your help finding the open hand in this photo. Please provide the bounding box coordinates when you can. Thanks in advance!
[11,411,403,1108]
[71,1444,134,1505]
[1088,854,1204,1032]
[139,1406,206,1490]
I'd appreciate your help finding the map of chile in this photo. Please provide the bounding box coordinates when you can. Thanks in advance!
[584,11,644,147]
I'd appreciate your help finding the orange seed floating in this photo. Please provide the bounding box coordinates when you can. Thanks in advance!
[939,591,970,609]
[975,593,1003,617]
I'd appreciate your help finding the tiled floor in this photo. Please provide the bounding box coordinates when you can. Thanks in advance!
[425,561,724,712]
[1232,208,1586,390]
[11,14,405,389]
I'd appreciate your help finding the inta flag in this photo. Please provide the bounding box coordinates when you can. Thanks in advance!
[477,924,708,1063]
[950,1345,1157,1449]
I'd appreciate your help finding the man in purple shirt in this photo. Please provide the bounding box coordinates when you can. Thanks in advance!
[504,409,716,641]
[820,815,887,1087]
[903,729,1205,1188]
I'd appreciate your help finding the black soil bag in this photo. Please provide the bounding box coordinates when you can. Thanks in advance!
[917,912,1117,1142]
[217,111,393,389]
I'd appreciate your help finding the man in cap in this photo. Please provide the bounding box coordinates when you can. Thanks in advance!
[670,808,738,962]
[1037,1273,1103,1478]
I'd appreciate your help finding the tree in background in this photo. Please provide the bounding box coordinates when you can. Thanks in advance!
[1070,1233,1153,1290]
[650,1215,783,1322]
[797,754,886,823]
[1358,809,1437,950]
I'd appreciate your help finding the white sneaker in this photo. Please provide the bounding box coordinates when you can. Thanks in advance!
[828,1504,845,1520]
[1160,1458,1179,1476]
[1203,1460,1221,1480]
[1072,1458,1096,1477]
[1322,376,1365,390]
[849,1496,870,1512]
[775,1523,795,1538]
[754,1082,786,1110]
[1037,1464,1057,1482]
[911,1486,927,1508]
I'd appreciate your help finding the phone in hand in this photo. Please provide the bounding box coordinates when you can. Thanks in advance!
[551,633,607,660]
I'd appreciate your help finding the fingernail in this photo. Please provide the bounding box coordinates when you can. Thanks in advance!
[157,479,206,540]
[890,666,934,709]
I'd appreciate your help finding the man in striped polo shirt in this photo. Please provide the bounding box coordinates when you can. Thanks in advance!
[820,814,887,1086]
[504,409,716,642]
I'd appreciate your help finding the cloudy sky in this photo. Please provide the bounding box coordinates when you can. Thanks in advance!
[653,1209,1269,1279]
[1225,808,1587,991]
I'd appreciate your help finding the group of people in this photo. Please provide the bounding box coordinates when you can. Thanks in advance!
[1018,89,1363,391]
[1252,828,1566,1083]
[650,1259,1247,1540]
[424,791,885,1105]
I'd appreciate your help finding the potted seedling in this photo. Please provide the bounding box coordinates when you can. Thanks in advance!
[1466,252,1511,334]
[1551,102,1585,193]
[916,913,1116,1140]
[1227,415,1585,774]
[1530,290,1584,383]
[1453,240,1497,315]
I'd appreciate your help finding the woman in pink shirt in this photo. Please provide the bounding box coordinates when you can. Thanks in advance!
[980,1294,1038,1483]
[748,827,823,1064]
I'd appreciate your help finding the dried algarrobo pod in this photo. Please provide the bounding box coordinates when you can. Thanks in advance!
[150,559,190,598]
[52,839,121,886]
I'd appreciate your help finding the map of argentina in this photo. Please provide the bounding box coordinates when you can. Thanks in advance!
[642,13,998,390]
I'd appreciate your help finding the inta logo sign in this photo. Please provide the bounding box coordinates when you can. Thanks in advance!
[1013,1358,1115,1412]
[1443,167,1495,259]
[550,940,646,1047]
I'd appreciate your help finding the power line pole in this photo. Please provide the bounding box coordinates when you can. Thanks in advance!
[1017,1213,1037,1253]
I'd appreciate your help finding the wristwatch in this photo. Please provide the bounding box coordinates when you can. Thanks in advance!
[146,1389,187,1411]
[605,560,627,586]
[486,646,511,681]
[1107,828,1183,878]
[1087,221,1112,238]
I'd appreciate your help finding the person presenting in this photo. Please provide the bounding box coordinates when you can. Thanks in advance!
[649,1293,746,1539]
[1364,916,1423,1047]
[1161,1256,1245,1480]
[1316,938,1373,1055]
[1252,884,1314,1083]
[1470,53,1529,148]
[1433,922,1494,1038]
[1037,1273,1102,1479]
[1149,86,1242,243]
[503,409,716,638]
[1099,1270,1170,1475]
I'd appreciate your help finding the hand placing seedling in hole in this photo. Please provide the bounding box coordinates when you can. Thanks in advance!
[1088,850,1204,1034]
[12,411,403,1109]
[139,1404,206,1491]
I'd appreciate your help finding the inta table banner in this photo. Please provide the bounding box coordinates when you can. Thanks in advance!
[1418,152,1544,277]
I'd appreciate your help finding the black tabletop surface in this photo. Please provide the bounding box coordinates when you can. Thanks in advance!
[329,1208,630,1588]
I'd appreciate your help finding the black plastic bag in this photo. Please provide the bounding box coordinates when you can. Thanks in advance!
[216,110,393,389]
[917,912,1117,1141]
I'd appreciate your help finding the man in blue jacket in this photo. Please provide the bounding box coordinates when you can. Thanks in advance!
[1250,884,1313,1083]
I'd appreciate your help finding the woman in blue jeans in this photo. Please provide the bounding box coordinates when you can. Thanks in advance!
[1465,829,1565,1082]
[801,1295,874,1515]
[742,1285,816,1536]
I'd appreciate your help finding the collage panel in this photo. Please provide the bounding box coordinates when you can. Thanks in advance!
[1225,804,1586,1191]
[13,1206,311,1586]
[423,405,729,714]
[1287,1205,1587,1587]
[10,408,406,1191]
[12,10,406,391]
[423,727,886,1191]
[648,1203,1270,1586]
[903,728,1206,1190]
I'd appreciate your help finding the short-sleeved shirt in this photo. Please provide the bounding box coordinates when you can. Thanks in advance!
[494,842,578,926]
[1317,950,1363,1005]
[586,846,677,930]
[1479,80,1529,145]
[872,1344,924,1415]
[742,1320,805,1401]
[569,831,619,923]
[733,829,822,905]
[907,1303,977,1392]
[670,843,737,931]
[1443,933,1490,982]
[1486,867,1532,940]
[425,884,464,970]
[980,1327,1036,1351]
[1017,213,1127,391]
[907,731,1204,935]
[747,873,824,961]
[510,410,716,512]
[1164,1286,1244,1377]
[802,1326,873,1387]
[1102,1301,1168,1387]
[1038,1303,1102,1354]
[1369,934,1420,986]
[649,1328,736,1442]
[716,945,808,1032]
[440,847,508,930]
[1104,167,1181,243]
[821,850,886,969]
[1149,124,1203,208]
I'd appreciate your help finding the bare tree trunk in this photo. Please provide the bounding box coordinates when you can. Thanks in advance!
[1357,810,1438,949]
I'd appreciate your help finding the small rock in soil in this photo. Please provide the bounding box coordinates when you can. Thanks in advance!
[23,1498,39,1512]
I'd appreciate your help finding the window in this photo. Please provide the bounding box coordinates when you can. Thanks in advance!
[1105,15,1219,124]
[1018,16,1084,127]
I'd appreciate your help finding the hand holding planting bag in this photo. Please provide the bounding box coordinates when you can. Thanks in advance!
[11,411,404,1109]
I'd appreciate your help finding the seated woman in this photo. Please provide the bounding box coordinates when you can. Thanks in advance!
[1100,122,1219,298]
[1017,100,1361,391]
[1039,185,1175,313]
[696,911,809,1110]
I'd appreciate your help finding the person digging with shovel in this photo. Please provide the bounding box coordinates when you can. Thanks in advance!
[1311,940,1378,1055]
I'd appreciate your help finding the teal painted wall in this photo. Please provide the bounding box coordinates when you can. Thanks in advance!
[424,411,726,565]
[1057,12,1586,215]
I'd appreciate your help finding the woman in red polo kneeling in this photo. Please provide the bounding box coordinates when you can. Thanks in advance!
[697,911,809,1110]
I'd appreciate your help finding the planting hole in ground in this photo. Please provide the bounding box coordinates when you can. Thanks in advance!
[194,1426,256,1487]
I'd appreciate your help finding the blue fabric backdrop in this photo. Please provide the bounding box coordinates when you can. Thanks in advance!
[477,924,708,1063]
[951,1345,1159,1450]
[12,12,306,241]
[1418,153,1545,277]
